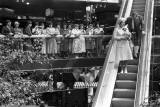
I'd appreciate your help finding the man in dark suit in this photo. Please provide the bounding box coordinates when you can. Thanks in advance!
[24,20,32,36]
[1,20,14,37]
[125,12,144,58]
[23,20,33,51]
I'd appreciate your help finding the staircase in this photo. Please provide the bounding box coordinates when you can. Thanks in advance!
[132,0,146,17]
[111,60,138,107]
[92,0,151,107]
[110,0,147,106]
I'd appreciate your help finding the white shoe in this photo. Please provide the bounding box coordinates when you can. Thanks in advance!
[124,69,128,73]
[120,70,124,73]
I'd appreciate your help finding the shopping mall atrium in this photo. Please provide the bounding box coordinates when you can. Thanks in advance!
[0,0,159,107]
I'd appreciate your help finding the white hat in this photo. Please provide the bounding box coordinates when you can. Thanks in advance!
[14,21,19,25]
[118,17,126,25]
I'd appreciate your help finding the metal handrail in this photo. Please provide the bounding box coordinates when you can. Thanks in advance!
[134,0,154,106]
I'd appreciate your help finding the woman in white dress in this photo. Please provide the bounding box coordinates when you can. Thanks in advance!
[46,22,57,58]
[79,24,86,55]
[113,18,133,73]
[40,23,47,54]
[55,24,61,55]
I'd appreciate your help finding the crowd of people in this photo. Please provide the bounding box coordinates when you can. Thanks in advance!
[0,20,105,58]
[0,11,144,73]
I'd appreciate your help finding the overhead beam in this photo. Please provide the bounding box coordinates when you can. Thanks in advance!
[53,0,119,3]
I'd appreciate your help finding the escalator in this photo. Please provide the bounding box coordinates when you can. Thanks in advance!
[111,60,138,107]
[92,0,154,107]
[111,0,146,107]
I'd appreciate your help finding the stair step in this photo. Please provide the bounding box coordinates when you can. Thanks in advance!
[125,60,138,65]
[132,8,145,12]
[133,2,146,5]
[118,65,138,73]
[117,73,137,80]
[132,7,145,10]
[115,80,136,89]
[112,98,134,107]
[113,89,135,98]
[133,0,146,4]
[132,5,145,9]
[127,65,138,73]
[137,12,144,17]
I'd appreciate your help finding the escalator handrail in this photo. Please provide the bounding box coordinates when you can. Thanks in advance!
[134,0,154,106]
[92,0,133,107]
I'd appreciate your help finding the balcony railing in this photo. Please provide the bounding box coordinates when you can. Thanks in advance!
[0,34,111,59]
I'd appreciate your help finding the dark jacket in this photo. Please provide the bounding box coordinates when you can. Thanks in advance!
[24,26,32,36]
[125,15,143,32]
[1,26,14,35]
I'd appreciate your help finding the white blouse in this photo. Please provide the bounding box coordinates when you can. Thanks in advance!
[46,27,56,35]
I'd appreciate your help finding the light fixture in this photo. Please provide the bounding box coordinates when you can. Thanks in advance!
[99,4,103,7]
[95,4,98,8]
[26,2,30,5]
[16,0,25,3]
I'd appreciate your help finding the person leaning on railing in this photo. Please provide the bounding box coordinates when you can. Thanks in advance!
[67,24,73,56]
[54,23,62,57]
[40,22,47,54]
[46,21,57,59]
[86,24,95,57]
[1,20,14,38]
[13,21,23,50]
[60,23,69,58]
[79,24,86,57]
[23,20,33,51]
[94,23,104,56]
[71,24,85,58]
[32,22,42,35]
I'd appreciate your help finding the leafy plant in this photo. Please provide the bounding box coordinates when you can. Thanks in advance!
[0,37,49,106]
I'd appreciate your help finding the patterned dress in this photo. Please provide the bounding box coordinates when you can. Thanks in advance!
[71,29,86,53]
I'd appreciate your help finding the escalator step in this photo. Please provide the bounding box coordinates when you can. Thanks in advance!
[115,80,136,89]
[111,98,134,107]
[113,89,135,98]
[121,60,138,65]
[117,73,137,80]
[127,65,138,73]
[118,65,138,73]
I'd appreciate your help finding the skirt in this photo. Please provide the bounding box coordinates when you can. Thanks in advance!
[72,37,86,53]
[46,37,57,54]
[109,40,133,65]
[41,38,47,54]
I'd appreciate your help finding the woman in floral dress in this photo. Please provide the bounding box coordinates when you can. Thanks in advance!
[71,24,84,58]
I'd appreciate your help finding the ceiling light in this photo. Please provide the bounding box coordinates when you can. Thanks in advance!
[26,2,30,5]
